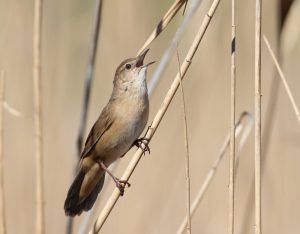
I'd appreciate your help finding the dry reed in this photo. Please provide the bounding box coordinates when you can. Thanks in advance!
[176,112,253,234]
[263,35,300,125]
[68,1,104,234]
[228,0,236,232]
[88,0,221,232]
[76,0,104,155]
[3,102,24,118]
[33,0,45,233]
[148,0,204,95]
[239,24,287,234]
[176,49,191,234]
[254,0,262,233]
[137,0,188,55]
[0,72,6,234]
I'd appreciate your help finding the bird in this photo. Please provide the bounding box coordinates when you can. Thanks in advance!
[64,49,155,216]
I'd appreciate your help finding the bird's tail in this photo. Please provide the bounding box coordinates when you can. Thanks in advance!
[64,165,105,216]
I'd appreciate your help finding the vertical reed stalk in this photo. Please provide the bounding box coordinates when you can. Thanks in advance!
[0,72,6,234]
[254,0,262,233]
[177,112,253,234]
[228,0,236,233]
[33,0,44,233]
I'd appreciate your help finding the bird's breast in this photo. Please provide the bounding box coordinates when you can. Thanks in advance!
[114,95,149,142]
[95,94,149,165]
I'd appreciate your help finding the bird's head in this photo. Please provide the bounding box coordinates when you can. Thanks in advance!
[113,49,155,87]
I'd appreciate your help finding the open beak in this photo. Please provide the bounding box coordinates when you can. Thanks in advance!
[136,48,155,68]
[143,61,155,67]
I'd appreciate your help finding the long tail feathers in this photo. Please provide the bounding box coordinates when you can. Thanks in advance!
[64,169,105,216]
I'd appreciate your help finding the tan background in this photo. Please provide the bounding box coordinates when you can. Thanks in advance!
[1,0,300,233]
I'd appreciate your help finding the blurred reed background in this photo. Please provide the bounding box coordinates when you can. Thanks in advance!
[0,0,300,233]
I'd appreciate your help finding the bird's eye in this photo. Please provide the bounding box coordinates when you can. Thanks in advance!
[125,64,131,70]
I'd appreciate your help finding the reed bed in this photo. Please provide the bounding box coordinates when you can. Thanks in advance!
[1,0,300,233]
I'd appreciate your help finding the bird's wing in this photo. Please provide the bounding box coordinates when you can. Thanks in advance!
[80,104,114,159]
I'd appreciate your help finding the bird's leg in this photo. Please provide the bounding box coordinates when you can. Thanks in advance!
[99,161,131,196]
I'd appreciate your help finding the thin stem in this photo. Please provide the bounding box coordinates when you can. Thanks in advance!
[183,0,189,15]
[68,1,103,233]
[263,35,300,125]
[3,102,24,118]
[239,41,280,234]
[33,0,45,232]
[176,49,191,234]
[0,71,7,234]
[176,112,253,234]
[228,0,236,233]
[88,0,221,232]
[77,0,103,157]
[137,0,188,55]
[148,0,205,95]
[254,0,262,233]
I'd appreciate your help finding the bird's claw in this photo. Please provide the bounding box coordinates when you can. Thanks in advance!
[115,179,131,196]
[134,138,150,155]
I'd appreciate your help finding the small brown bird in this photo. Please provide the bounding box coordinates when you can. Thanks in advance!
[64,49,154,216]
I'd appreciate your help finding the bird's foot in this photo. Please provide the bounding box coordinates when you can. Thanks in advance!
[134,137,150,155]
[99,161,131,196]
[115,178,131,196]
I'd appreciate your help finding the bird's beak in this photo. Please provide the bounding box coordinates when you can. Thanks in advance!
[136,48,150,67]
[143,61,156,68]
[136,49,156,69]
